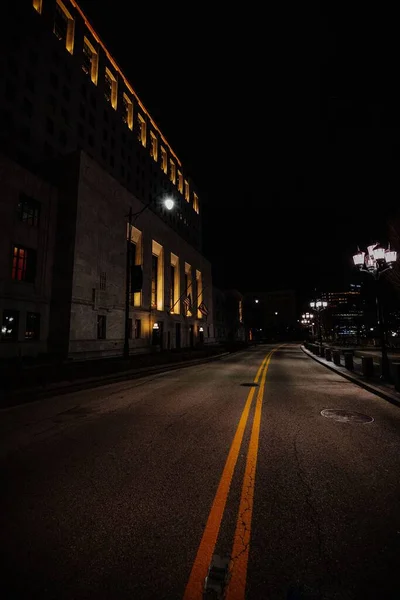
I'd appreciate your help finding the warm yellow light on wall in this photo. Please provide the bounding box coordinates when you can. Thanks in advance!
[196,270,203,319]
[83,37,98,84]
[33,0,42,13]
[161,147,168,174]
[138,114,147,147]
[54,0,75,54]
[178,171,183,194]
[105,67,117,109]
[123,93,133,130]
[170,160,176,184]
[193,193,200,214]
[150,131,158,162]
[152,240,164,311]
[184,180,190,202]
[170,252,180,315]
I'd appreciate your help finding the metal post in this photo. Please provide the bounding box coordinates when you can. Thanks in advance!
[318,310,323,354]
[375,280,390,380]
[123,207,132,360]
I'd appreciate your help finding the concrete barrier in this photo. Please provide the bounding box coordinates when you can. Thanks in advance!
[344,352,354,371]
[324,348,332,361]
[362,356,374,377]
[332,350,341,366]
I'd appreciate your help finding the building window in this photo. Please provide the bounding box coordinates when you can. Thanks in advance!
[99,272,106,290]
[150,131,158,162]
[82,37,98,85]
[170,253,180,314]
[178,170,183,194]
[137,113,146,147]
[127,224,143,307]
[239,300,243,323]
[184,262,192,316]
[151,240,164,311]
[12,246,36,283]
[18,194,40,226]
[25,312,40,340]
[160,146,167,174]
[170,159,176,184]
[54,0,75,55]
[184,180,190,202]
[196,270,203,319]
[33,0,43,13]
[97,315,106,339]
[193,193,200,214]
[105,68,117,109]
[135,319,141,339]
[123,93,133,130]
[1,310,19,342]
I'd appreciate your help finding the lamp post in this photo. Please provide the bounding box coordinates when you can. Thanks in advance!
[123,197,175,360]
[352,243,397,380]
[301,312,315,339]
[310,300,328,352]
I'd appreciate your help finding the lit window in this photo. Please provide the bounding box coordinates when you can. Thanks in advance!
[196,270,203,319]
[170,253,180,314]
[150,131,158,162]
[54,0,75,54]
[1,310,19,342]
[137,113,146,147]
[193,193,200,214]
[105,68,117,109]
[123,93,133,130]
[170,159,176,184]
[178,171,183,193]
[25,312,41,340]
[33,0,42,13]
[184,263,192,316]
[151,240,164,311]
[127,224,143,307]
[161,147,167,174]
[184,180,190,202]
[18,194,40,226]
[82,37,98,85]
[12,246,36,283]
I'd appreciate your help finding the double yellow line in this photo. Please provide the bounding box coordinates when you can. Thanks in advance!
[183,349,275,600]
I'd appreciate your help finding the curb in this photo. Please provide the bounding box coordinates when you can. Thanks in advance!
[1,351,231,409]
[301,345,400,408]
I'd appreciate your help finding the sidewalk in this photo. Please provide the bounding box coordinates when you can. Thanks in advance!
[301,345,400,408]
[0,345,240,408]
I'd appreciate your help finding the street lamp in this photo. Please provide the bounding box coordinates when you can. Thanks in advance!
[352,242,397,380]
[309,299,327,351]
[124,197,175,360]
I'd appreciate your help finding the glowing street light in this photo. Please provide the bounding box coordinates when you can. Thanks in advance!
[352,242,397,380]
[309,299,328,350]
[164,197,174,211]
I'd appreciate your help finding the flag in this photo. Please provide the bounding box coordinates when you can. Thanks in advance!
[198,301,209,316]
[183,294,192,313]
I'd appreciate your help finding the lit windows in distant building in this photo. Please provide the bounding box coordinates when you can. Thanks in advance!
[123,93,133,130]
[82,37,98,85]
[193,193,199,214]
[1,310,19,342]
[12,246,37,283]
[32,0,42,13]
[184,180,190,202]
[150,131,158,162]
[161,147,168,174]
[54,0,75,54]
[178,170,183,194]
[105,68,117,109]
[18,194,40,226]
[137,113,146,147]
[170,159,176,184]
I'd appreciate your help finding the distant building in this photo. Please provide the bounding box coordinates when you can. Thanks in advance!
[212,288,246,344]
[320,285,364,342]
[244,290,296,340]
[0,1,212,358]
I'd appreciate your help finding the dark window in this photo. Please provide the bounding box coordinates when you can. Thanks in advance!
[44,141,53,157]
[23,98,33,117]
[78,122,84,138]
[103,130,108,141]
[79,103,86,119]
[26,74,35,93]
[59,130,67,146]
[25,312,40,340]
[12,245,36,282]
[128,318,133,339]
[46,117,54,134]
[135,319,141,339]
[151,255,158,308]
[88,134,94,147]
[101,147,107,160]
[1,310,19,342]
[52,49,60,65]
[18,194,40,226]
[111,137,115,149]
[89,113,95,128]
[62,85,70,101]
[61,107,69,124]
[110,155,114,167]
[21,126,30,143]
[54,2,68,42]
[104,109,109,122]
[97,315,106,339]
[81,82,87,97]
[49,72,58,89]
[99,272,106,290]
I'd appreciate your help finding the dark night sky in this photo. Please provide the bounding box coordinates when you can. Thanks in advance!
[79,1,399,297]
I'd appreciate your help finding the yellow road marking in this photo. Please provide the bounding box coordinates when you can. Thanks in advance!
[183,351,271,600]
[225,349,275,600]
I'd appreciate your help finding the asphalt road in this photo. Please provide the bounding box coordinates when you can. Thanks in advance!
[1,345,399,599]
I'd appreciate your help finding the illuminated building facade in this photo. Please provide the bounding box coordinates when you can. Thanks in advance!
[0,0,212,358]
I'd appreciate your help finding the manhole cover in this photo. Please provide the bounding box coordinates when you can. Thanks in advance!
[240,383,259,387]
[321,409,374,424]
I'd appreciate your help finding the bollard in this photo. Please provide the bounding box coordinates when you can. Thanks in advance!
[362,356,374,377]
[324,348,332,361]
[344,352,354,371]
[332,350,341,366]
[391,363,400,393]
